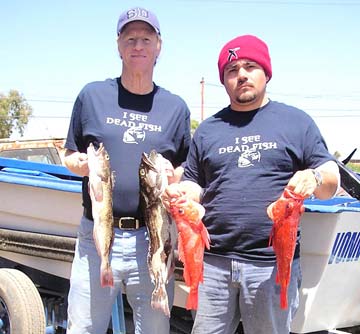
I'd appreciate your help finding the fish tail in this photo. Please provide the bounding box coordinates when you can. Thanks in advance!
[186,287,198,310]
[151,287,170,317]
[100,264,114,288]
[151,278,170,317]
[280,286,288,309]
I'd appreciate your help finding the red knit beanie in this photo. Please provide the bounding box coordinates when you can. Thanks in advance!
[218,35,272,84]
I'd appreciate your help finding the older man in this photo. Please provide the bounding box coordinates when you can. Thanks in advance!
[64,7,190,334]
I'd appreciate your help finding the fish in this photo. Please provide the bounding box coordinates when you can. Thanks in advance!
[267,187,305,309]
[139,149,178,317]
[170,196,210,310]
[87,142,115,288]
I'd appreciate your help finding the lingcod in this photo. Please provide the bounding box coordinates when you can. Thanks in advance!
[139,149,177,317]
[87,142,115,288]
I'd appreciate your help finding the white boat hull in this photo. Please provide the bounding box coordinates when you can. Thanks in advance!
[291,208,360,333]
[0,182,82,238]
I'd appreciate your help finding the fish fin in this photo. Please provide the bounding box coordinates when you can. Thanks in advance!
[280,286,288,309]
[91,181,104,202]
[177,239,191,286]
[201,225,210,250]
[93,227,102,257]
[166,253,176,280]
[275,271,280,285]
[186,288,198,310]
[111,171,116,189]
[181,263,191,287]
[269,227,275,247]
[193,201,206,220]
[177,238,186,263]
[267,202,275,220]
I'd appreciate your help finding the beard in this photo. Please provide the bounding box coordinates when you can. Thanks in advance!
[235,90,257,104]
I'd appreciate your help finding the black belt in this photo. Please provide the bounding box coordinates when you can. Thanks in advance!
[113,216,144,230]
[84,208,145,230]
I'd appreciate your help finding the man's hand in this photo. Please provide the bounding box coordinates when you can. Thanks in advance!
[64,149,89,177]
[167,166,184,185]
[162,180,202,211]
[287,161,339,200]
[287,169,318,198]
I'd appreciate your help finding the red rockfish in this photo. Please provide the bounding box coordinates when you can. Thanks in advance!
[170,196,210,310]
[267,187,305,309]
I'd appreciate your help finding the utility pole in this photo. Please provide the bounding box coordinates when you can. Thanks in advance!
[200,77,205,121]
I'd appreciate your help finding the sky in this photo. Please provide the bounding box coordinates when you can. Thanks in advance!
[0,0,359,159]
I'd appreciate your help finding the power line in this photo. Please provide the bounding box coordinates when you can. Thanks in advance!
[204,85,360,99]
[29,116,70,119]
[204,83,223,88]
[27,99,74,104]
[268,92,360,99]
[177,0,360,5]
[203,82,360,100]
[301,108,360,112]
[189,103,360,111]
[311,114,360,118]
[0,115,70,120]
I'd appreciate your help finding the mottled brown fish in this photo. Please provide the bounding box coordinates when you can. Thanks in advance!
[139,149,177,317]
[87,142,115,288]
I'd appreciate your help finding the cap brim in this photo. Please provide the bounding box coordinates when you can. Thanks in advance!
[118,19,160,35]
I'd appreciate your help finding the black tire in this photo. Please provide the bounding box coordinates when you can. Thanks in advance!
[0,268,45,334]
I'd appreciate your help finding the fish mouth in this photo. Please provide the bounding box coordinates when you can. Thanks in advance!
[96,143,105,155]
[88,142,105,157]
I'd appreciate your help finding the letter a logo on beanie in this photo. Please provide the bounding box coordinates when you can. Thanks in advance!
[227,47,240,62]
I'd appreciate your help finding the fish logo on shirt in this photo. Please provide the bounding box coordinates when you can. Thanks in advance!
[238,148,261,167]
[123,125,146,144]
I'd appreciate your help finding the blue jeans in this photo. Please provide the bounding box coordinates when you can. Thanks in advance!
[191,254,301,334]
[66,216,174,334]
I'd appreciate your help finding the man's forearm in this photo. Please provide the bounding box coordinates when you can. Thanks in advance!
[313,161,340,200]
[64,149,89,177]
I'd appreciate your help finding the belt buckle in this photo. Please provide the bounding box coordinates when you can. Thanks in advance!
[118,217,139,230]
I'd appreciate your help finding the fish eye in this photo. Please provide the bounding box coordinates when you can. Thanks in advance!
[139,169,145,176]
[178,208,184,214]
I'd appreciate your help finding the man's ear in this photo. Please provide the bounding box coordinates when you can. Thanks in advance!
[156,38,162,57]
[117,38,123,59]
